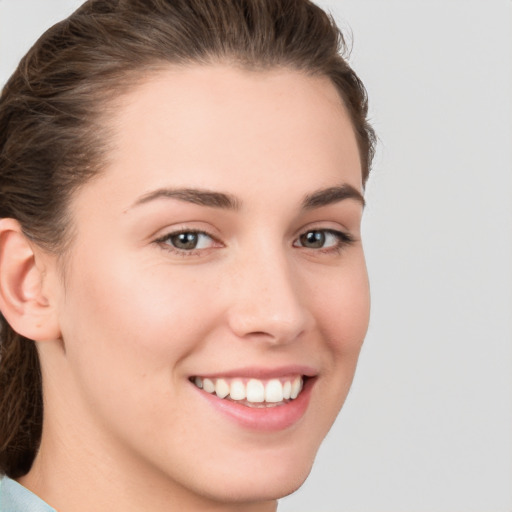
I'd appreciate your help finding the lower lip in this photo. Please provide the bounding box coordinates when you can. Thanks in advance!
[194,378,315,432]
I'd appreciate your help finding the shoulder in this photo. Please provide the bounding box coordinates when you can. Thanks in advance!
[0,476,56,512]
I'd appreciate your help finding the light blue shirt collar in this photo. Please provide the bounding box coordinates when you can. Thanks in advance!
[0,475,56,512]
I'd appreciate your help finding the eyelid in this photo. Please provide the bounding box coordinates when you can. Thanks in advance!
[153,227,223,256]
[151,223,356,257]
[292,227,356,252]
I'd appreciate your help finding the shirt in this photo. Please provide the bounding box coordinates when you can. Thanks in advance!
[0,476,56,512]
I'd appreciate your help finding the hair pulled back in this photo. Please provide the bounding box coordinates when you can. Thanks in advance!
[0,0,375,478]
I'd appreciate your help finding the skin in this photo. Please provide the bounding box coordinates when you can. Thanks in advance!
[17,65,370,511]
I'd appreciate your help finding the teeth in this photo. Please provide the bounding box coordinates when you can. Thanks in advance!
[290,376,303,399]
[229,379,246,400]
[203,378,215,393]
[215,378,230,399]
[265,379,283,403]
[193,375,305,404]
[246,379,265,402]
[282,380,292,400]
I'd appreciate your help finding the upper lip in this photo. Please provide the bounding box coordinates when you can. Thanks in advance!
[191,365,318,380]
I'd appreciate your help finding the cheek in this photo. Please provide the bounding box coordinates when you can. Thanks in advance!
[303,255,369,423]
[54,253,228,466]
[57,252,221,396]
[310,257,370,357]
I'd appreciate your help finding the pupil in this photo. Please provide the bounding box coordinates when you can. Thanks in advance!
[173,232,198,249]
[303,231,325,248]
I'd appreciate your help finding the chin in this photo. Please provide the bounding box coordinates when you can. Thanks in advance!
[200,467,312,505]
[187,445,317,505]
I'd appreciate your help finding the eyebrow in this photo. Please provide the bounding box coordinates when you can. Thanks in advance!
[131,187,241,210]
[302,184,365,209]
[129,183,364,211]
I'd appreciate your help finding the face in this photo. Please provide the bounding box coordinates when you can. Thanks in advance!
[43,65,369,508]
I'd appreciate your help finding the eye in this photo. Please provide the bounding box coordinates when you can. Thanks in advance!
[155,230,217,252]
[294,229,353,251]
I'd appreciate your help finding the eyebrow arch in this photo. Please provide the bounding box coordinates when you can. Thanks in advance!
[302,184,365,209]
[130,187,241,211]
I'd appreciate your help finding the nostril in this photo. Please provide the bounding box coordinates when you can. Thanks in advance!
[246,331,273,337]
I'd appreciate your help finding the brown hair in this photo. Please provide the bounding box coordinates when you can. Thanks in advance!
[0,0,375,478]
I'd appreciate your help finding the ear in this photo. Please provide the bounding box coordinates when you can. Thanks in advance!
[0,218,61,341]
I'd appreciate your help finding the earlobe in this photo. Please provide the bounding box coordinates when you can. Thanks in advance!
[0,218,61,341]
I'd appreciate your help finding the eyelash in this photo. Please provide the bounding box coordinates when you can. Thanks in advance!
[293,229,355,254]
[154,230,221,257]
[154,228,355,256]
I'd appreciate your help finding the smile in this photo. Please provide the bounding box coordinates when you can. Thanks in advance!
[192,376,304,407]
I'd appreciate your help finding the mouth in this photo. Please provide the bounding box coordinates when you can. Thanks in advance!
[190,375,305,408]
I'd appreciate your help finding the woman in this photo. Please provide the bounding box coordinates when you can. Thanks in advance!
[0,0,375,510]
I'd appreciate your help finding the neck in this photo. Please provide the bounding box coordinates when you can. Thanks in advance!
[21,434,278,512]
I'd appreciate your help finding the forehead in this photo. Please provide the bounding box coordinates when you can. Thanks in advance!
[92,65,362,205]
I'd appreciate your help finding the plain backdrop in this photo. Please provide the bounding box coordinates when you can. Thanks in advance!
[1,1,511,511]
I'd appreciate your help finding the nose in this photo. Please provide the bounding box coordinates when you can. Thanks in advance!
[226,249,313,345]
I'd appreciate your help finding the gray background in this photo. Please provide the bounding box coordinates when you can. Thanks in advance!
[1,1,511,511]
